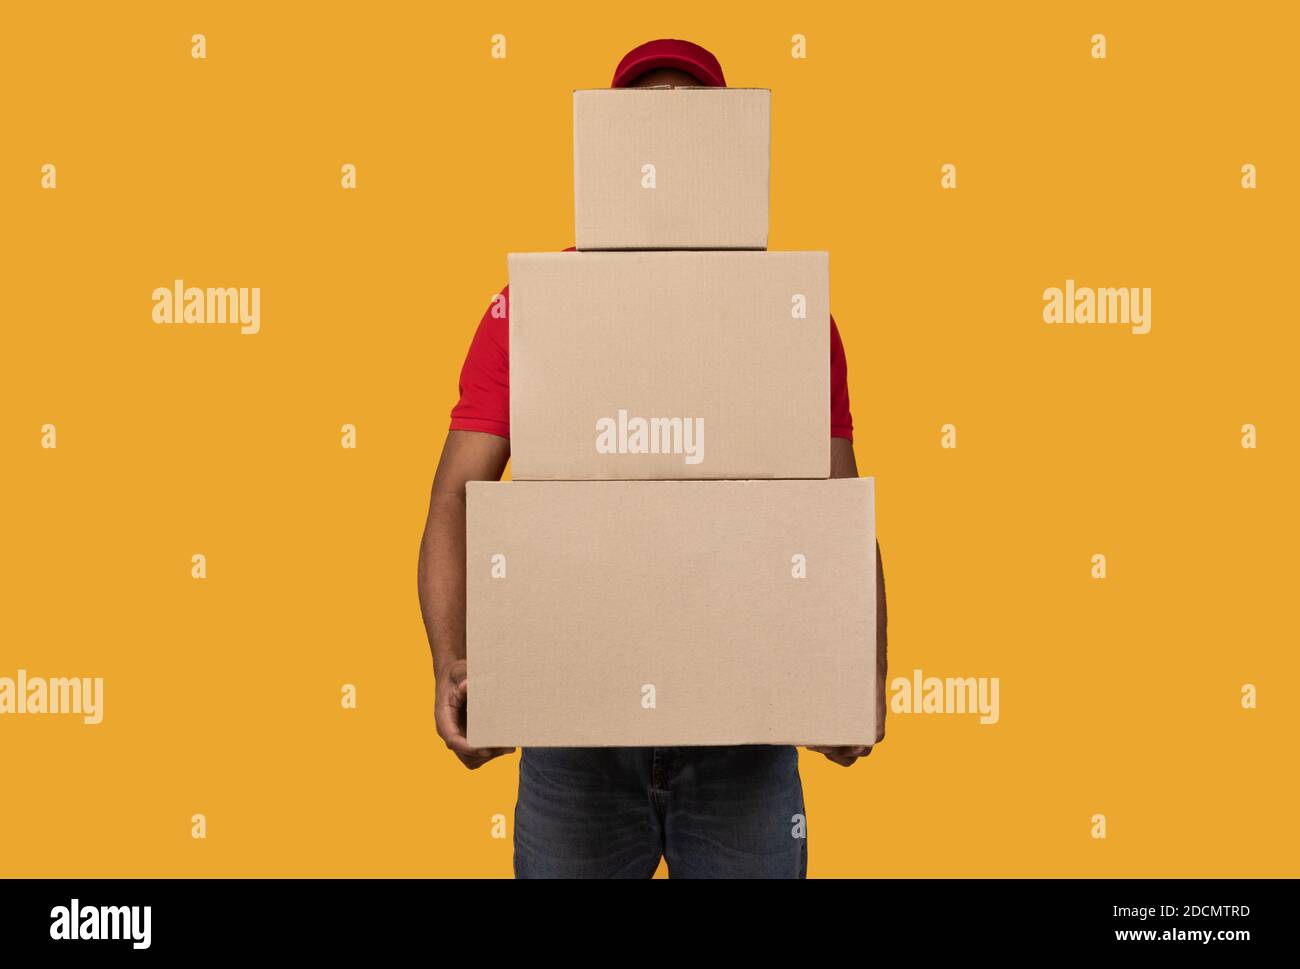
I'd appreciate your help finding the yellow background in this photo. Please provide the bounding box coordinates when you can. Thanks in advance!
[2,1,1296,877]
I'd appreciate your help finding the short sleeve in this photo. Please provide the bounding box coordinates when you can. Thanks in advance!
[830,314,854,442]
[449,286,511,439]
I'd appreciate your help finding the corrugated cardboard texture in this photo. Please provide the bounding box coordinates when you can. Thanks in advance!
[508,251,830,480]
[573,88,770,250]
[466,479,876,747]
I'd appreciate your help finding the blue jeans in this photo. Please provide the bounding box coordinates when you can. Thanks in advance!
[513,745,807,878]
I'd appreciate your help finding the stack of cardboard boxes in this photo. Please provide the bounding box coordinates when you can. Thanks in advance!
[467,87,877,748]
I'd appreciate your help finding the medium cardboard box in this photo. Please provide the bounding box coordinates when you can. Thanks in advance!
[466,478,876,748]
[573,88,770,250]
[508,250,829,480]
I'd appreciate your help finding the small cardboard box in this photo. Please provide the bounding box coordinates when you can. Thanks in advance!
[508,250,829,480]
[573,88,770,250]
[466,478,876,748]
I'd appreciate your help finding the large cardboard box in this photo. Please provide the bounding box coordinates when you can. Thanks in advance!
[508,251,829,480]
[466,478,876,748]
[573,88,770,250]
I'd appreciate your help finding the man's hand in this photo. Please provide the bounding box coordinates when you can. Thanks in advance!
[434,658,515,770]
[419,430,512,769]
[806,684,886,766]
[806,744,873,767]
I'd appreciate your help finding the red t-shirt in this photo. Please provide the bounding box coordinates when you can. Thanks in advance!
[450,274,854,442]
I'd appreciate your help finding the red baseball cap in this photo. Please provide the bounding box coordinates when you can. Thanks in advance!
[611,39,727,88]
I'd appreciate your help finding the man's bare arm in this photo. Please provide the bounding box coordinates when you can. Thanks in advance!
[808,437,888,766]
[418,430,512,769]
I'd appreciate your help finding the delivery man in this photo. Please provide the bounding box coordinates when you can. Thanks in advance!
[417,39,888,878]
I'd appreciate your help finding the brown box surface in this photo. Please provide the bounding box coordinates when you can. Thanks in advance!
[573,88,770,250]
[466,478,876,747]
[508,250,830,480]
